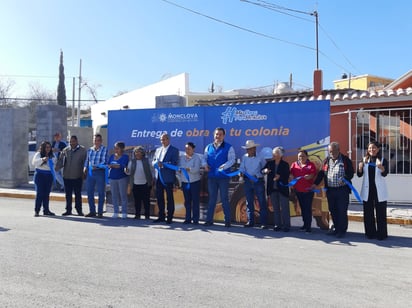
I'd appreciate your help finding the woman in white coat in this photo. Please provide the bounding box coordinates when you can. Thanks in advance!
[357,141,388,240]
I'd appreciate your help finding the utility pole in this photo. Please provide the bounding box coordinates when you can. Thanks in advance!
[313,10,319,70]
[77,59,82,127]
[72,77,75,126]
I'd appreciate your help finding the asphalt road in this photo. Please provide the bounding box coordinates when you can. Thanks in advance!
[1,197,412,308]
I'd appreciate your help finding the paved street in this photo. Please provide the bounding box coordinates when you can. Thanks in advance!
[1,197,411,308]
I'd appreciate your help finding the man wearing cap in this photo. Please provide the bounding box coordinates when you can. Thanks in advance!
[239,140,268,228]
[203,127,236,227]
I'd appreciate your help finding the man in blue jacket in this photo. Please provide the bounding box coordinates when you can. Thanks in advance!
[152,133,179,224]
[203,127,236,227]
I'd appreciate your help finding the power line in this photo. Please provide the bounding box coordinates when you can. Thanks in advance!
[0,74,78,80]
[159,0,316,52]
[243,0,360,74]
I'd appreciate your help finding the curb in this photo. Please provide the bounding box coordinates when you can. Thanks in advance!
[347,211,412,225]
[2,191,411,225]
[0,192,89,203]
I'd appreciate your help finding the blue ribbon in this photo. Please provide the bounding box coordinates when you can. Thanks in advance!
[99,163,109,184]
[154,162,190,189]
[279,176,303,187]
[311,187,327,193]
[163,163,191,190]
[340,177,362,203]
[154,162,165,187]
[48,159,56,186]
[89,163,109,184]
[244,172,258,183]
[218,169,240,177]
[217,169,258,183]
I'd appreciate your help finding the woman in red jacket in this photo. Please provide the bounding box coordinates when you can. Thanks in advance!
[290,150,317,233]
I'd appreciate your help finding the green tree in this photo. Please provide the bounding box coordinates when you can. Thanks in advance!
[57,50,66,106]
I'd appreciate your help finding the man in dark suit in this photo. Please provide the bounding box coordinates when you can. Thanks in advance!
[152,133,180,224]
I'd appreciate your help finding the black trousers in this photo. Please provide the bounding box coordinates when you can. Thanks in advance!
[363,199,387,239]
[64,177,83,213]
[155,179,174,220]
[132,183,151,217]
[326,187,349,234]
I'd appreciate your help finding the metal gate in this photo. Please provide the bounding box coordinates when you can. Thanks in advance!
[348,107,412,174]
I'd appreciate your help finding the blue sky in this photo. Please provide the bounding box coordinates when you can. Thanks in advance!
[1,0,411,102]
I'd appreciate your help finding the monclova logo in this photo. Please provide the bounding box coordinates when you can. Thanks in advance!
[152,112,199,123]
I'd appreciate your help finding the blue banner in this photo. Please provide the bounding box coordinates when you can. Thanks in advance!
[108,100,330,159]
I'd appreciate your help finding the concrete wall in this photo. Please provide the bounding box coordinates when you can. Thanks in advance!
[67,126,94,149]
[0,108,29,188]
[36,105,68,145]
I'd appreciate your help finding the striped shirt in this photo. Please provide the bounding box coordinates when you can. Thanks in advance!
[84,145,108,168]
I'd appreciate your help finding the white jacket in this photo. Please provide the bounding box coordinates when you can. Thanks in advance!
[360,157,388,202]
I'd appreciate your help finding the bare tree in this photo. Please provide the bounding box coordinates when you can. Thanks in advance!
[0,79,16,107]
[26,83,55,133]
[81,79,101,104]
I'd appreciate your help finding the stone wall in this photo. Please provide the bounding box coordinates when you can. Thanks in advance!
[36,105,67,145]
[0,108,29,188]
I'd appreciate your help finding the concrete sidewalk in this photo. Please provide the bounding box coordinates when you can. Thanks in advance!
[1,183,411,225]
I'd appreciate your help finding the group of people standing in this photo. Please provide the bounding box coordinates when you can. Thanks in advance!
[32,129,389,240]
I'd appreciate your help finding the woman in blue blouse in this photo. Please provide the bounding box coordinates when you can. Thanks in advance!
[108,141,129,218]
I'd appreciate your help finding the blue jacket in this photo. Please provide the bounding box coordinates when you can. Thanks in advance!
[205,141,232,179]
[153,145,179,184]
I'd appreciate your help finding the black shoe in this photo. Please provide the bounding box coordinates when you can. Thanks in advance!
[273,226,281,232]
[97,213,103,218]
[193,221,199,225]
[224,222,231,228]
[204,221,214,226]
[305,228,312,234]
[44,211,55,216]
[145,215,150,220]
[153,218,165,223]
[34,212,39,217]
[166,219,173,224]
[134,215,141,219]
[261,225,268,230]
[62,211,72,216]
[244,222,254,228]
[183,220,191,224]
[299,226,306,232]
[85,213,96,217]
[326,229,337,236]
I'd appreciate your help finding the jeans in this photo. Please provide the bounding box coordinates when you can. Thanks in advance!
[244,179,267,225]
[270,191,290,229]
[110,176,129,215]
[87,169,106,214]
[206,177,230,223]
[182,180,200,223]
[34,170,53,213]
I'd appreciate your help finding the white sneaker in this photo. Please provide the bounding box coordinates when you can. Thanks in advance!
[122,213,127,219]
[112,213,119,218]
